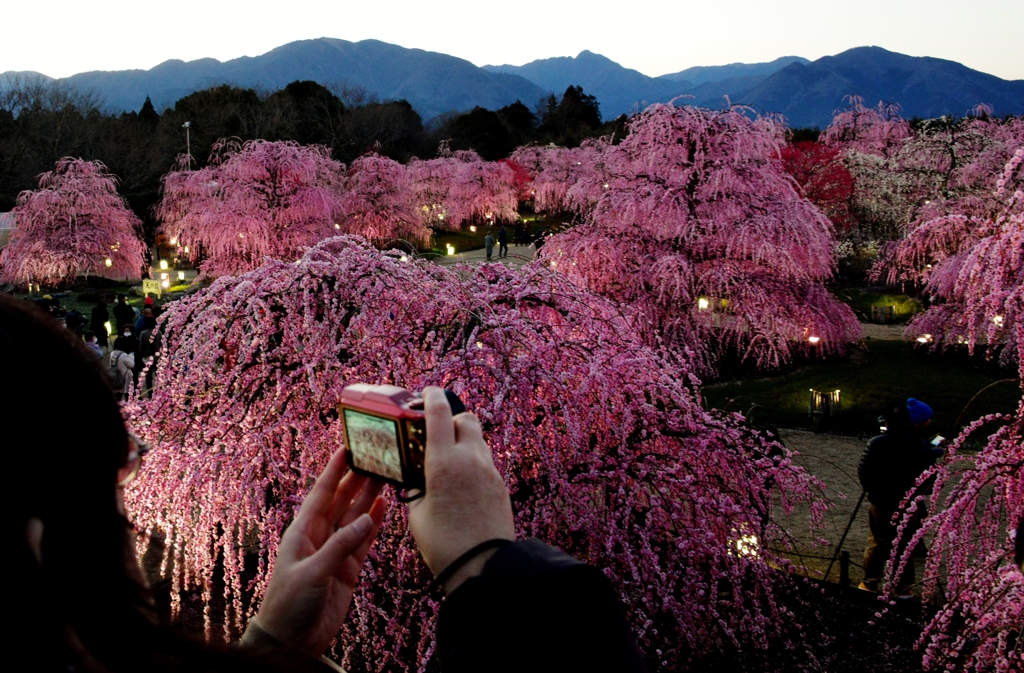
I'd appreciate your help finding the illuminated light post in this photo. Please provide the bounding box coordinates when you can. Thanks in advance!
[182,121,192,170]
[697,297,710,311]
[104,258,113,268]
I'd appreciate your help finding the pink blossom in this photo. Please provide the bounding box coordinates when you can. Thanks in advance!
[0,158,146,286]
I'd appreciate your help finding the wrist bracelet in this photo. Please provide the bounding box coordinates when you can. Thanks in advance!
[431,538,513,593]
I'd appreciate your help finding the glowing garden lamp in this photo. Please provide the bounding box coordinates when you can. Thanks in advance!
[807,335,820,344]
[104,321,112,335]
[104,258,113,268]
[697,297,710,311]
[917,334,933,344]
[177,271,186,281]
[161,279,170,289]
[170,237,177,245]
[469,225,477,232]
[446,244,455,256]
[399,255,408,262]
[159,260,168,270]
[993,315,1004,327]
[334,223,341,230]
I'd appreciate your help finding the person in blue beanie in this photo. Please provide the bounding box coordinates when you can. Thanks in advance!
[858,398,943,593]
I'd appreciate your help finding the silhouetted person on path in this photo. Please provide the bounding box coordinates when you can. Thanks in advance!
[484,230,495,261]
[858,398,942,593]
[113,294,135,336]
[90,298,109,349]
[497,225,508,259]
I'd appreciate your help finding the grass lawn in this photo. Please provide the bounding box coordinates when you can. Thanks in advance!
[831,286,923,324]
[701,340,1020,440]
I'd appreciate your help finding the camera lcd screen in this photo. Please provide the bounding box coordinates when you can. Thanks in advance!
[343,409,404,482]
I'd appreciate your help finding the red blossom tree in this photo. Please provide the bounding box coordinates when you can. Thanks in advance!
[882,149,1023,672]
[781,141,855,233]
[126,236,827,671]
[156,139,348,278]
[540,104,861,373]
[0,158,146,287]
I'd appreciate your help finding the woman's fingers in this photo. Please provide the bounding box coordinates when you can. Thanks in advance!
[424,387,456,464]
[296,448,350,523]
[453,412,487,458]
[308,514,375,579]
[338,478,385,528]
[328,467,370,524]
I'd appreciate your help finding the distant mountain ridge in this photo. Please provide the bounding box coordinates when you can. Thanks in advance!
[736,47,1024,127]
[4,38,548,122]
[484,51,688,119]
[490,47,1024,126]
[4,41,1022,129]
[659,56,811,84]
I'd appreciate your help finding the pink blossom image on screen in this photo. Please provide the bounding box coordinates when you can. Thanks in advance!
[344,410,403,482]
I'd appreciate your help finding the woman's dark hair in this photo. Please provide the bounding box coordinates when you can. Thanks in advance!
[2,295,258,673]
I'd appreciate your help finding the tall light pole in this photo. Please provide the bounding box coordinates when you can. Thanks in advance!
[182,121,192,170]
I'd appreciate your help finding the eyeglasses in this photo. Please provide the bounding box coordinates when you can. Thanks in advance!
[117,434,151,488]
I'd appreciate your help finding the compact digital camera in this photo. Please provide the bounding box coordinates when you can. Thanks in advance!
[338,384,465,489]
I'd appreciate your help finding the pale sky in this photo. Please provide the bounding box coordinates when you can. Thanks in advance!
[2,0,1022,81]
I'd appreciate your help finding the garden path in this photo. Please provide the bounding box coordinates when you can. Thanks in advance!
[775,429,928,594]
[431,242,537,270]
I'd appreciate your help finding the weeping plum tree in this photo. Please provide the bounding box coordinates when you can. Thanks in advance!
[406,147,519,231]
[125,236,827,671]
[338,153,428,248]
[446,153,519,226]
[540,104,860,374]
[156,139,347,278]
[873,120,1024,358]
[510,138,613,217]
[884,149,1023,672]
[0,158,146,287]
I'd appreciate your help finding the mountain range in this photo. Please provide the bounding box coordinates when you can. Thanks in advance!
[4,39,1022,129]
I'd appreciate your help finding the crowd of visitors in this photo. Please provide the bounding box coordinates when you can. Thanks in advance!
[23,290,163,399]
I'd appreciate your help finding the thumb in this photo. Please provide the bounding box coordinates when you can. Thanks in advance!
[309,513,374,576]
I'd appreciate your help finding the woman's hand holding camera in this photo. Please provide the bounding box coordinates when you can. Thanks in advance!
[408,386,516,594]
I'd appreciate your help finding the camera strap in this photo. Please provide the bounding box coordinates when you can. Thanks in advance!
[396,489,425,503]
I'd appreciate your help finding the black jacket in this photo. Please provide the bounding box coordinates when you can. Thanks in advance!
[436,539,647,673]
[859,430,940,509]
[113,302,135,333]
